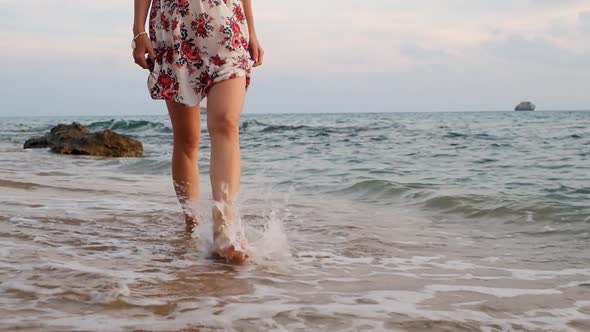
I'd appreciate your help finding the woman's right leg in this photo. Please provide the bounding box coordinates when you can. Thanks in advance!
[166,100,202,232]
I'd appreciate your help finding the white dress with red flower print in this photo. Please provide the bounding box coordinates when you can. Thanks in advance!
[147,0,253,106]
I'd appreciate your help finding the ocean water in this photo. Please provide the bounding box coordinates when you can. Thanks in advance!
[0,111,589,331]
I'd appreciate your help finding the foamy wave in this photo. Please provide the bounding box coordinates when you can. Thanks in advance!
[86,119,171,133]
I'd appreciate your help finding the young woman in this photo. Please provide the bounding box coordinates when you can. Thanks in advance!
[132,0,264,264]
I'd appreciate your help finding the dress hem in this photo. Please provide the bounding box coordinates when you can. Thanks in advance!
[148,70,251,108]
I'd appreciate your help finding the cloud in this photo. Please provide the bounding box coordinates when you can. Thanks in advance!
[1,0,590,116]
[478,34,590,68]
[399,43,449,60]
[579,10,590,31]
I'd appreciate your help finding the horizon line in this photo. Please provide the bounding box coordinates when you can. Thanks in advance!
[1,109,590,118]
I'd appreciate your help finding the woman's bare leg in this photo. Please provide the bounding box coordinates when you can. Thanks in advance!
[206,76,248,263]
[166,99,202,232]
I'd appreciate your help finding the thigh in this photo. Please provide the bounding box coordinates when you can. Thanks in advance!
[166,100,202,142]
[206,77,247,125]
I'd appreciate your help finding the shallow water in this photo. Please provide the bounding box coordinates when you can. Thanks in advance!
[1,111,589,331]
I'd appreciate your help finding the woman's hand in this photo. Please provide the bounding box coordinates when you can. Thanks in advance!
[133,34,156,71]
[249,34,264,67]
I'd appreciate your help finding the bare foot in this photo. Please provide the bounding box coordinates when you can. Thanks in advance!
[216,240,250,265]
[212,205,250,265]
[213,226,251,264]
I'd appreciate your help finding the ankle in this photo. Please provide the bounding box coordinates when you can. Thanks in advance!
[184,215,197,230]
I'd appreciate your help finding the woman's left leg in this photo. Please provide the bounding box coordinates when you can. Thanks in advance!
[166,100,202,232]
[206,76,249,263]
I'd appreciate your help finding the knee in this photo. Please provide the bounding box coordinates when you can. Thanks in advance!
[208,113,240,139]
[174,132,201,153]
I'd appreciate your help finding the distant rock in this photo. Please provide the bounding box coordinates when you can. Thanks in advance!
[23,136,50,149]
[515,101,536,111]
[24,122,143,157]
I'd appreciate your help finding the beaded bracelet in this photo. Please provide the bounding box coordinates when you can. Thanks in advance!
[131,31,148,49]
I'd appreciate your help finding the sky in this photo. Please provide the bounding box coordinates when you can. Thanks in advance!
[0,0,589,116]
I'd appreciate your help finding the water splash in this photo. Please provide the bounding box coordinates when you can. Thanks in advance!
[181,186,294,266]
[248,203,293,266]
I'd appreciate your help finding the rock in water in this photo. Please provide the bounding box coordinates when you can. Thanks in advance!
[51,129,143,157]
[23,136,49,149]
[47,122,90,146]
[24,122,143,158]
[515,101,536,111]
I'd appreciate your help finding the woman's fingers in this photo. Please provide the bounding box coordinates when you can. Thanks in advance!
[251,45,259,65]
[147,43,156,61]
[255,47,264,67]
[134,49,149,70]
[251,44,264,67]
[147,45,156,71]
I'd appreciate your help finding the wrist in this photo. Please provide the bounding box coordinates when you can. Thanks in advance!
[133,26,145,35]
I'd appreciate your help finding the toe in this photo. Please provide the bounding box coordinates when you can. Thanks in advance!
[221,245,249,265]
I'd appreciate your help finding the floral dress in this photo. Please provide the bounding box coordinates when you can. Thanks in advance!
[147,0,253,106]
